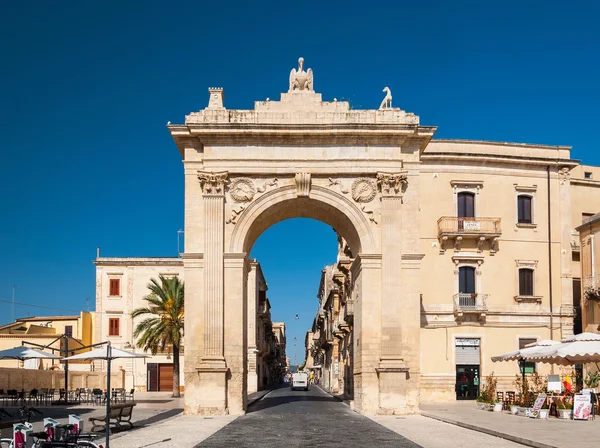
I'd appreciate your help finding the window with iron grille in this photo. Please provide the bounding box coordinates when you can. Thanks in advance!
[519,338,536,373]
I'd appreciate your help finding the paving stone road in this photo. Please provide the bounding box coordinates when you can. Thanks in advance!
[197,385,422,448]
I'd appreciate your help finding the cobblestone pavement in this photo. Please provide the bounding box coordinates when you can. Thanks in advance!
[197,385,421,448]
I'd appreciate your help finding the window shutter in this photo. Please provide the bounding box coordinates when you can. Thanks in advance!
[519,269,534,296]
[518,196,532,224]
[115,318,120,335]
[109,279,120,296]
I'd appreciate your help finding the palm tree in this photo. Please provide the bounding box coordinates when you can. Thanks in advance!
[132,275,184,397]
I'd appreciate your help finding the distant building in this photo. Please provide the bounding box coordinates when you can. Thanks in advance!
[577,213,600,333]
[0,312,94,370]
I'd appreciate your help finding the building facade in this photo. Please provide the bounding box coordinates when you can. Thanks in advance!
[166,57,600,414]
[577,212,600,334]
[94,255,283,392]
[0,313,94,370]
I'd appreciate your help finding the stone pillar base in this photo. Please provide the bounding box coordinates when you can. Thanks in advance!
[377,360,419,415]
[187,362,229,415]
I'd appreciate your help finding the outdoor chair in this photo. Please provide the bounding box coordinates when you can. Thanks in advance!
[47,388,55,403]
[39,388,48,405]
[7,390,18,405]
[92,388,104,405]
[0,390,5,405]
[28,389,39,405]
[125,389,134,402]
[504,391,516,409]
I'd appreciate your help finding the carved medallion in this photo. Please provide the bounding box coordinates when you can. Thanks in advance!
[229,178,256,202]
[351,178,377,203]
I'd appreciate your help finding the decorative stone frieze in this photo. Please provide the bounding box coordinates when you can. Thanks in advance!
[226,204,246,225]
[377,172,408,195]
[361,205,378,224]
[328,178,349,194]
[295,173,311,197]
[229,178,255,202]
[351,178,377,203]
[256,178,278,193]
[198,171,228,195]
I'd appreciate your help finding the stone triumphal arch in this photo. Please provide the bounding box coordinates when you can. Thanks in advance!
[168,58,436,415]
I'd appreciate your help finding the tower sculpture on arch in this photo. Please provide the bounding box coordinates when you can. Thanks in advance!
[168,57,436,415]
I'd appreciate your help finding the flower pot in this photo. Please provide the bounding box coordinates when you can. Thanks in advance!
[538,409,549,419]
[517,406,529,417]
[476,402,485,410]
[558,409,572,419]
[510,405,519,415]
[493,403,503,412]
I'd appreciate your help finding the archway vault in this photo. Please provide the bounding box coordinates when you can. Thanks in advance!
[229,184,378,256]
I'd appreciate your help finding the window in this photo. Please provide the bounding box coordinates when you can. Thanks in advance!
[109,318,120,336]
[517,195,532,224]
[457,192,475,218]
[585,172,593,179]
[519,338,536,373]
[64,325,73,337]
[459,267,476,294]
[519,268,534,296]
[109,279,121,296]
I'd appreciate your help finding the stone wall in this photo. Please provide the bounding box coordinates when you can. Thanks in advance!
[0,367,124,391]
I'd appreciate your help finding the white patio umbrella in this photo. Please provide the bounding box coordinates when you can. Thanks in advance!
[525,332,600,366]
[491,339,560,363]
[0,346,63,361]
[63,343,147,448]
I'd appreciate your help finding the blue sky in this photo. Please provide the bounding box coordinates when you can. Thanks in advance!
[1,1,599,364]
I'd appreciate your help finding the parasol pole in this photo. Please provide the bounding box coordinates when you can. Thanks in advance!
[106,341,111,448]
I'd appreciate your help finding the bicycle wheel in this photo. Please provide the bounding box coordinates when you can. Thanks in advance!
[0,438,12,448]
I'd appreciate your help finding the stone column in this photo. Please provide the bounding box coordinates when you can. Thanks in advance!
[376,173,410,413]
[224,253,250,415]
[558,168,574,338]
[351,254,382,415]
[195,171,228,414]
[247,261,259,394]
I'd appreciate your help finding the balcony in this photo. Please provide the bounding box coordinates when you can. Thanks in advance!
[453,293,488,319]
[344,299,354,324]
[584,275,600,300]
[438,217,501,253]
[257,300,270,319]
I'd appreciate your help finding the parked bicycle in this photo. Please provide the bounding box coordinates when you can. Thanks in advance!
[0,406,102,448]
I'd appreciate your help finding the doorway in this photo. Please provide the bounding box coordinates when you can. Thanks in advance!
[147,363,174,391]
[456,365,480,400]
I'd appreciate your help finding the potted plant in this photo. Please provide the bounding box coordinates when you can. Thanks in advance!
[538,400,549,419]
[557,399,573,419]
[513,374,530,416]
[584,371,600,391]
[492,400,504,412]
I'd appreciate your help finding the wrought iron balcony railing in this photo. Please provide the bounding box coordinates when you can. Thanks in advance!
[453,293,488,318]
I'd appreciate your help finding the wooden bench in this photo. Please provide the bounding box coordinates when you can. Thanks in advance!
[89,403,136,431]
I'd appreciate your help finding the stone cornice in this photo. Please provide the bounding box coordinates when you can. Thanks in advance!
[94,257,183,267]
[432,138,571,151]
[421,152,578,167]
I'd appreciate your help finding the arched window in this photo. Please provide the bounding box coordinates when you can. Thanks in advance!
[519,268,534,296]
[517,195,532,224]
[459,266,476,294]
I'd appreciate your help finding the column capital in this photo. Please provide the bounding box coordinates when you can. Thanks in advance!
[377,172,408,196]
[198,171,229,195]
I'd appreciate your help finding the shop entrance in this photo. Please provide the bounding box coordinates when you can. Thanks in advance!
[456,365,480,400]
[455,338,480,400]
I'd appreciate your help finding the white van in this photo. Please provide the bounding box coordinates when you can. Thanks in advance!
[291,372,309,391]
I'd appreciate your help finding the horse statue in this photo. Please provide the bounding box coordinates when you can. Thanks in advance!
[379,86,392,110]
